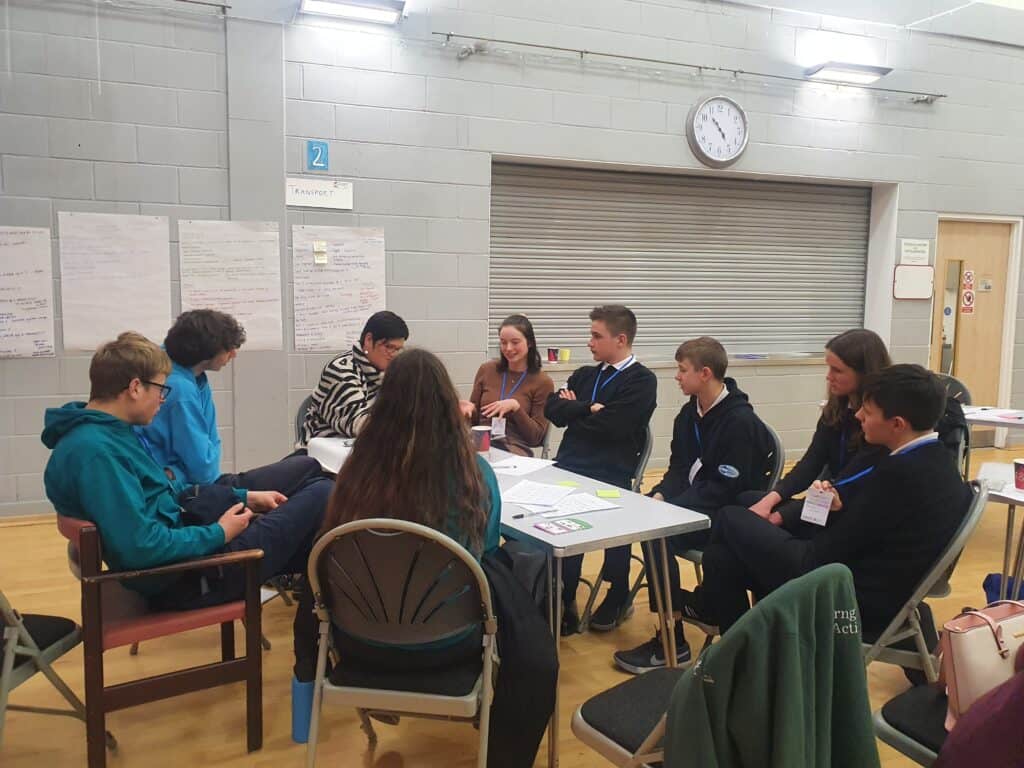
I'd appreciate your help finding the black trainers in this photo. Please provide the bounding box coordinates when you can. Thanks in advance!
[613,623,691,675]
[588,592,635,632]
[561,601,580,636]
[678,589,720,636]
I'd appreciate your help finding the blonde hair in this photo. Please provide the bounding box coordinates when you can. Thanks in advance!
[89,332,171,400]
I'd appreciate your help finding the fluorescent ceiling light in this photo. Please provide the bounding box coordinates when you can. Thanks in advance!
[300,0,405,24]
[804,62,893,84]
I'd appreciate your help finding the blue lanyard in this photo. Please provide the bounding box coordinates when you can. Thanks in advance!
[832,438,939,489]
[591,356,634,401]
[136,430,156,460]
[694,423,702,458]
[501,370,527,400]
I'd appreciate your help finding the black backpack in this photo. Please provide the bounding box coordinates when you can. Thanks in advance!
[936,395,969,472]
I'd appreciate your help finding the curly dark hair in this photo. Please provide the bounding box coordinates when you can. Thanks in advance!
[164,309,246,367]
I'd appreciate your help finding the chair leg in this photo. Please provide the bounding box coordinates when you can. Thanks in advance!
[83,635,107,768]
[245,563,263,753]
[306,622,331,768]
[578,563,606,630]
[0,631,16,752]
[261,633,272,651]
[693,561,703,584]
[357,709,377,745]
[221,621,236,661]
[129,642,139,656]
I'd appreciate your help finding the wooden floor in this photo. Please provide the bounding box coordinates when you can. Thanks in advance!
[1,448,1018,767]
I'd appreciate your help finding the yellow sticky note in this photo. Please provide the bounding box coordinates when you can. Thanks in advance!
[596,489,621,498]
[557,480,580,488]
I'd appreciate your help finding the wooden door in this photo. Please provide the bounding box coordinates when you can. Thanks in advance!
[930,220,1011,409]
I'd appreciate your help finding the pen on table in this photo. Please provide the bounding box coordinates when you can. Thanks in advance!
[512,509,550,519]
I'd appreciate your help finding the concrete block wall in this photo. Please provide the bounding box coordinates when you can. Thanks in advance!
[5,0,1024,515]
[0,1,230,516]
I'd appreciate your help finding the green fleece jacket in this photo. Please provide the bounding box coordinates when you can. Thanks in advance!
[42,403,240,595]
[665,564,880,768]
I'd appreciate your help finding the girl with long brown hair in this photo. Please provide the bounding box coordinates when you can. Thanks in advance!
[747,328,892,522]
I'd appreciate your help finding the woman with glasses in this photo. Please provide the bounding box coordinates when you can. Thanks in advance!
[463,314,554,456]
[298,311,409,446]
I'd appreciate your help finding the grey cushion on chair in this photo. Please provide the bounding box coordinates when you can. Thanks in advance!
[880,685,949,754]
[578,667,685,758]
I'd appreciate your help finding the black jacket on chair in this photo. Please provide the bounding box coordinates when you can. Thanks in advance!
[482,548,558,768]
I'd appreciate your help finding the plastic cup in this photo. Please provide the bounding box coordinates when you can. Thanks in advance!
[547,347,559,362]
[472,425,492,455]
[558,348,571,362]
[1015,459,1024,490]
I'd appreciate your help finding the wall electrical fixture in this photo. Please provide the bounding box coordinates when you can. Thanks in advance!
[300,0,405,25]
[804,62,893,85]
[433,32,944,103]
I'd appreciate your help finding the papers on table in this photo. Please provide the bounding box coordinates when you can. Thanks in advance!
[307,436,354,474]
[489,455,555,477]
[541,493,619,518]
[502,480,577,507]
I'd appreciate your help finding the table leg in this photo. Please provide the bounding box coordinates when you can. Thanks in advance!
[1002,505,1016,601]
[643,540,672,668]
[659,538,678,667]
[546,555,562,768]
[1011,512,1024,602]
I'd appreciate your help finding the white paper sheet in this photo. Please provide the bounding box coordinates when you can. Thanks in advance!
[179,220,283,350]
[59,213,171,350]
[489,455,556,476]
[292,226,386,352]
[541,493,620,518]
[307,436,355,474]
[501,480,578,507]
[0,227,55,358]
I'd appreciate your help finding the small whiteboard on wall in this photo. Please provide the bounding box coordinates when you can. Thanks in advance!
[0,227,55,358]
[179,220,284,350]
[59,213,171,351]
[292,226,386,352]
[893,264,934,300]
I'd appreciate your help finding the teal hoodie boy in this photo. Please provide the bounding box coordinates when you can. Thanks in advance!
[42,403,244,595]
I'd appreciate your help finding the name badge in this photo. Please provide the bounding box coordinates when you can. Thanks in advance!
[490,416,507,439]
[801,487,833,526]
[688,457,703,484]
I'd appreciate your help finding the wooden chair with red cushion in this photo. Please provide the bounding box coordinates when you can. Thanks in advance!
[56,515,264,768]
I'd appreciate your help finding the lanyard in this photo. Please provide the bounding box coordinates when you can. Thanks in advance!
[832,438,939,489]
[591,355,634,401]
[694,423,702,458]
[501,370,527,400]
[136,430,156,460]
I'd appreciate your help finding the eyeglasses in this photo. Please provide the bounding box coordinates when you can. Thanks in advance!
[379,342,404,356]
[142,380,173,402]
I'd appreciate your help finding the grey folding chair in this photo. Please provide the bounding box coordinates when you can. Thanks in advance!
[862,480,988,682]
[0,588,115,752]
[578,424,654,631]
[539,424,555,460]
[295,393,314,446]
[936,373,972,479]
[304,519,498,768]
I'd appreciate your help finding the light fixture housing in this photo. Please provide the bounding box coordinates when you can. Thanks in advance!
[299,0,405,25]
[804,62,893,85]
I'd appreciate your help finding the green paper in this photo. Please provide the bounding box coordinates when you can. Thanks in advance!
[596,488,621,498]
[557,480,580,488]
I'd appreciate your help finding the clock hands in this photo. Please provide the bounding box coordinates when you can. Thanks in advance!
[711,116,727,141]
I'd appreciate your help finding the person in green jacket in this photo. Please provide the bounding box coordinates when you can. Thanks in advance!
[664,564,880,768]
[42,331,332,607]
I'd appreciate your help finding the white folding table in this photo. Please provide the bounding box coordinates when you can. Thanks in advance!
[492,449,709,768]
[962,406,1024,478]
[977,462,1024,601]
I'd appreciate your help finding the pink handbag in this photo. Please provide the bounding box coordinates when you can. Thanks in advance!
[940,600,1024,730]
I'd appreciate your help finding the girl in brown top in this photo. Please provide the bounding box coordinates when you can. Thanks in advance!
[466,314,554,456]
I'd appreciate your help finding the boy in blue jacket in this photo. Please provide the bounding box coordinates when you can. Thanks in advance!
[139,310,322,495]
[42,332,331,607]
[614,336,774,673]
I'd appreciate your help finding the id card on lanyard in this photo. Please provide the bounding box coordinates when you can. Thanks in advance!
[493,371,527,439]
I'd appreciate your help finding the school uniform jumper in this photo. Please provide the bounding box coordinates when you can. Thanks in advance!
[699,436,971,634]
[646,377,775,611]
[543,357,657,607]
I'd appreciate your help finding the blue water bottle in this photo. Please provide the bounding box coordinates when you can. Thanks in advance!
[292,675,315,743]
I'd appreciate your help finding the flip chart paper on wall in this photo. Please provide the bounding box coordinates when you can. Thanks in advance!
[893,264,934,300]
[0,227,55,358]
[179,220,283,350]
[59,213,171,351]
[292,226,386,352]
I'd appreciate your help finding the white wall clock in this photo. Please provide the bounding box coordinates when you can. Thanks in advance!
[685,95,749,168]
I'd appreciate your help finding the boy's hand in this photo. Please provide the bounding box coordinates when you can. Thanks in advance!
[218,503,254,543]
[247,490,287,512]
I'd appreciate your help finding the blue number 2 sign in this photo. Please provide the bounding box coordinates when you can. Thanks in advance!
[306,140,329,171]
